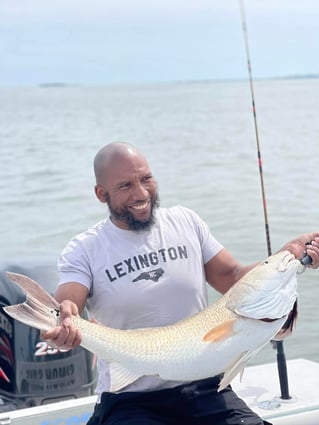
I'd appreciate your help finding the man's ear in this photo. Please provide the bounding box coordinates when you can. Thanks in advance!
[95,184,107,203]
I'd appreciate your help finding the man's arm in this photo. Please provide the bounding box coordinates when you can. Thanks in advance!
[205,233,319,294]
[204,248,256,294]
[204,234,319,341]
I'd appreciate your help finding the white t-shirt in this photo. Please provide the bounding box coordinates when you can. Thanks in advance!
[58,206,223,396]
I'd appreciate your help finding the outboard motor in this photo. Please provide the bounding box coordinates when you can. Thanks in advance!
[0,260,96,412]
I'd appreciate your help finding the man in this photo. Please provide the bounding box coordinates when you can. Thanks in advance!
[43,142,319,425]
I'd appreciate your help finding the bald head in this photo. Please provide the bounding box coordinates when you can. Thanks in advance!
[94,142,145,185]
[93,142,158,230]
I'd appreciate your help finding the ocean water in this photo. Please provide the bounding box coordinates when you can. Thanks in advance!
[0,78,318,369]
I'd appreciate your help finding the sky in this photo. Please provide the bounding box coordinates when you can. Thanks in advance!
[1,0,319,86]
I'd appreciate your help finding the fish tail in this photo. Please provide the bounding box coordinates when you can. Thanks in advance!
[3,272,60,331]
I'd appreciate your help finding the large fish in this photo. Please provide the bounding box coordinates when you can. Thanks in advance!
[3,250,303,392]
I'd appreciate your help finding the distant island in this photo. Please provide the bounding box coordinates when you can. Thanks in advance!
[39,82,69,88]
[273,73,319,80]
[37,74,319,88]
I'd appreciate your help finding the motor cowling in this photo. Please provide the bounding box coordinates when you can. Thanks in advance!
[0,260,96,412]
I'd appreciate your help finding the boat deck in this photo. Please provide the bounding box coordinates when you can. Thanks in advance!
[0,358,318,425]
[232,358,319,425]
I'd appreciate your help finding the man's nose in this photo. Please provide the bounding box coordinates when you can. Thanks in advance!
[132,182,148,198]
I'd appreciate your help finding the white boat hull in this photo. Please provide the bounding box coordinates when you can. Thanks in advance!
[0,358,318,425]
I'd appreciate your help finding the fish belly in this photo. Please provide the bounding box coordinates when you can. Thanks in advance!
[79,315,285,383]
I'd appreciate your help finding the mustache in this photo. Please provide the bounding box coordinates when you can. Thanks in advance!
[105,194,160,231]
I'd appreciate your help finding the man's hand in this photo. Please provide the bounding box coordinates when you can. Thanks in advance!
[281,233,319,269]
[41,300,82,350]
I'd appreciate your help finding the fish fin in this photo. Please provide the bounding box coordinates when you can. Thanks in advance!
[203,319,237,343]
[6,272,59,309]
[3,272,60,331]
[218,348,260,392]
[4,303,56,332]
[109,362,142,392]
[281,300,298,332]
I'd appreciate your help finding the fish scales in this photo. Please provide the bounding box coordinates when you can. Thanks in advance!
[3,250,302,391]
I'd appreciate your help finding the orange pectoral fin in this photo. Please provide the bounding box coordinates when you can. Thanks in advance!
[203,319,237,343]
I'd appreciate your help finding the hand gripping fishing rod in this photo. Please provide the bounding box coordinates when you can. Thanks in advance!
[238,0,290,400]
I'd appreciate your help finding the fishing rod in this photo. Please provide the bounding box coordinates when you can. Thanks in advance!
[238,0,291,400]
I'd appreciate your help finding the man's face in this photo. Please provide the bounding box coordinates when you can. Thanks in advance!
[97,154,159,231]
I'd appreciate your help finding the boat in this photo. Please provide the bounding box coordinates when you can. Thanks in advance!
[232,358,319,425]
[0,359,318,425]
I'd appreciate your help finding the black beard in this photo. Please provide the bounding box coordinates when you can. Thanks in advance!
[106,194,160,231]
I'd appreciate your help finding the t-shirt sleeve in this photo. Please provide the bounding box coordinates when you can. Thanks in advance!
[58,237,92,290]
[180,207,224,264]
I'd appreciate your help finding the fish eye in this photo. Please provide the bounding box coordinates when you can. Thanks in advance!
[50,309,60,317]
[264,260,269,264]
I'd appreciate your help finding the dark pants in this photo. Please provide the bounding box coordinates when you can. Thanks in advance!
[87,376,272,425]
